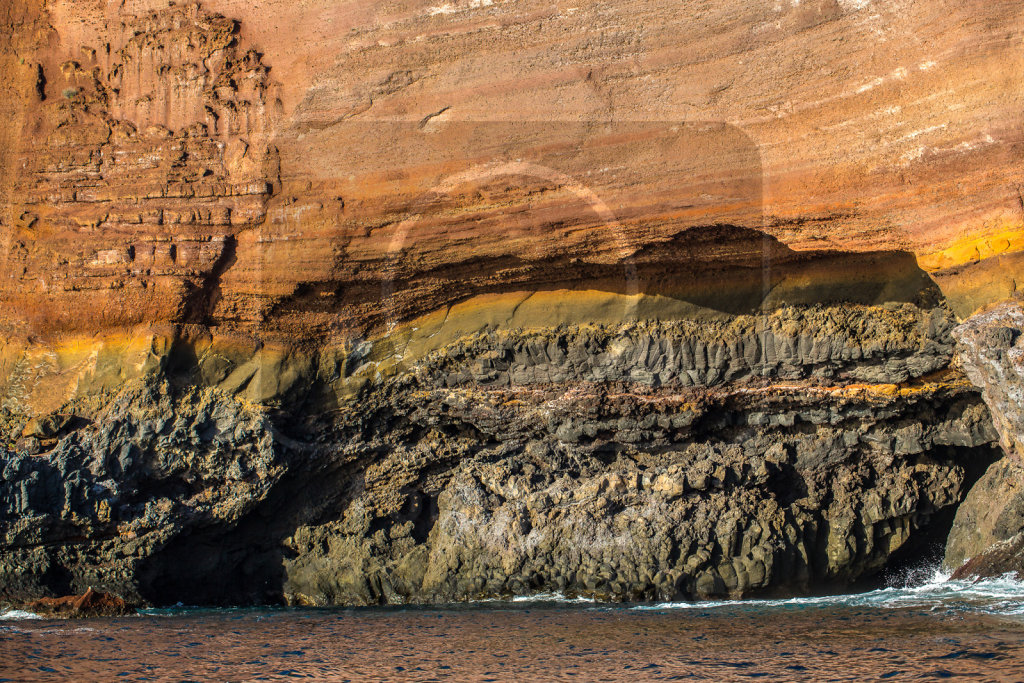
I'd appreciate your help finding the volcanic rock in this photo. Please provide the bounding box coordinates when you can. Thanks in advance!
[953,299,1024,460]
[0,0,1020,605]
[23,587,132,618]
[945,299,1024,576]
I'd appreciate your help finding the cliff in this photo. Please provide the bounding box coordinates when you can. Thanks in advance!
[0,0,1021,605]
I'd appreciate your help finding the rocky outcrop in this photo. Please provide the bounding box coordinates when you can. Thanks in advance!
[0,381,284,603]
[21,587,132,618]
[0,0,1021,605]
[0,297,1002,605]
[944,299,1024,576]
[282,349,996,604]
[953,299,1024,459]
[951,534,1024,581]
[0,2,279,334]
[944,457,1024,571]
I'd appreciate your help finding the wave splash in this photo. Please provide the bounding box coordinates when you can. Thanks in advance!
[0,609,42,620]
[9,569,1024,619]
[497,568,1024,616]
[633,569,1024,615]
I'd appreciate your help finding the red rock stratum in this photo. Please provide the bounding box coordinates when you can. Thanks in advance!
[1,0,1022,341]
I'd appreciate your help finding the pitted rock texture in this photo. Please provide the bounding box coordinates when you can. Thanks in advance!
[280,375,995,605]
[0,381,284,602]
[953,299,1024,460]
[0,301,1002,606]
[1,2,279,333]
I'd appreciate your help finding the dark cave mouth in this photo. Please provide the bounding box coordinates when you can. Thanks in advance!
[867,443,1004,592]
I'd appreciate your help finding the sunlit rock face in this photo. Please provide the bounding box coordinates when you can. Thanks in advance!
[945,299,1024,576]
[0,0,1021,605]
[953,300,1024,461]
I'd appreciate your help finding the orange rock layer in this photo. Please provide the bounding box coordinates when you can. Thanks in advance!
[0,0,1021,343]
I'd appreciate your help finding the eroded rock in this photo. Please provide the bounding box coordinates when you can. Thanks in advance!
[22,588,133,619]
[945,298,1024,578]
[945,458,1024,571]
[953,299,1024,459]
[0,301,998,606]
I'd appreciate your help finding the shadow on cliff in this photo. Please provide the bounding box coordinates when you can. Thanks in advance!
[257,119,934,336]
[131,435,359,606]
[271,225,942,336]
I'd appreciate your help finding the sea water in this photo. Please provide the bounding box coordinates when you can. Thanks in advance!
[3,570,1024,681]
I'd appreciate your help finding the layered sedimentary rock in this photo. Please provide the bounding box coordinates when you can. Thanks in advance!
[0,0,1022,605]
[1,0,1023,335]
[0,296,1002,604]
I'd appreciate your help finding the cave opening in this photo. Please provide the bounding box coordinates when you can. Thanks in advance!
[870,443,1004,590]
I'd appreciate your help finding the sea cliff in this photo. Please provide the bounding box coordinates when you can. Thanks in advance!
[0,0,1022,606]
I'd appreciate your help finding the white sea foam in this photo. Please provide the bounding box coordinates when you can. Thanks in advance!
[511,592,597,604]
[499,568,1024,616]
[0,609,42,620]
[631,569,1024,615]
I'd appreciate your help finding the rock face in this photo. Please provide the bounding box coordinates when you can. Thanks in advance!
[0,380,283,602]
[0,0,1020,605]
[950,533,1024,581]
[945,457,1024,571]
[0,300,1003,605]
[953,300,1024,460]
[0,2,279,333]
[944,299,1024,575]
[0,0,1021,334]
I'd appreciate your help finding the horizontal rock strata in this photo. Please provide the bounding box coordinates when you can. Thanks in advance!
[0,0,1021,606]
[2,1,1023,335]
[0,299,1001,605]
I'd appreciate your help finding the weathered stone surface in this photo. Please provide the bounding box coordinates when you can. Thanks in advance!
[0,381,285,603]
[1,0,1022,335]
[943,299,1024,578]
[0,299,1003,605]
[951,534,1024,582]
[954,299,1024,459]
[22,587,133,618]
[0,0,1021,605]
[945,457,1024,571]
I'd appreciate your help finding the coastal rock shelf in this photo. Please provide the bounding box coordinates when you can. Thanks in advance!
[0,0,1022,606]
[0,301,1003,604]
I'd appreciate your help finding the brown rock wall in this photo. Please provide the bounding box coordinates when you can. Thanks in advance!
[0,0,1022,340]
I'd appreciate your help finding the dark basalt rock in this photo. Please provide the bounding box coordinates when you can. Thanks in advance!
[0,302,1003,606]
[945,298,1024,578]
[0,381,285,605]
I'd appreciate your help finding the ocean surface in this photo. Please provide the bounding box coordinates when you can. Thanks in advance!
[4,571,1024,681]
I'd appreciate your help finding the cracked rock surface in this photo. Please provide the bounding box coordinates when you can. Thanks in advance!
[0,302,1002,606]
